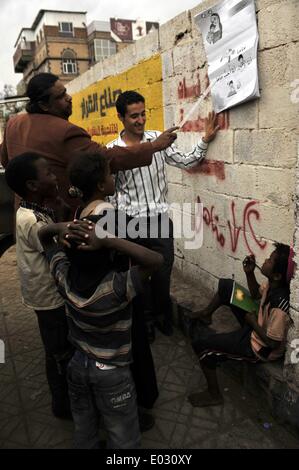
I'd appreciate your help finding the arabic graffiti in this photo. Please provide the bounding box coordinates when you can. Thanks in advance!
[188,160,226,180]
[178,74,201,100]
[197,196,267,255]
[81,87,122,119]
[86,124,119,137]
[179,108,229,132]
[177,74,229,132]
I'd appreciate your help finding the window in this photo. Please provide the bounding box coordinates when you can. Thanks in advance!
[61,49,77,74]
[94,39,116,62]
[58,22,73,35]
[62,59,77,74]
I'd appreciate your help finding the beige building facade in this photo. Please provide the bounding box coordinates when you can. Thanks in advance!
[13,10,90,86]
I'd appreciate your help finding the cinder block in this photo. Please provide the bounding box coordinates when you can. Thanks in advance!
[230,165,294,206]
[183,188,294,251]
[183,243,236,281]
[92,61,104,82]
[159,11,192,52]
[229,99,259,130]
[162,50,174,79]
[115,44,137,73]
[206,130,234,163]
[162,76,179,107]
[256,0,282,10]
[163,105,177,128]
[102,55,117,79]
[135,29,160,62]
[259,85,298,129]
[171,97,210,131]
[167,182,181,203]
[258,0,299,50]
[81,69,96,89]
[181,260,218,293]
[177,190,275,273]
[234,130,297,168]
[172,40,206,75]
[232,200,295,244]
[139,82,163,110]
[66,75,82,95]
[173,256,183,272]
[259,43,299,90]
[174,238,186,260]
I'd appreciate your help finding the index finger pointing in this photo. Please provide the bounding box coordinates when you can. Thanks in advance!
[166,126,180,133]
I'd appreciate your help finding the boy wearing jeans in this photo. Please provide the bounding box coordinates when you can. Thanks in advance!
[39,220,163,449]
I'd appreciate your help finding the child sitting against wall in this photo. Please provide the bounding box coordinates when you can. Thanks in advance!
[187,244,294,408]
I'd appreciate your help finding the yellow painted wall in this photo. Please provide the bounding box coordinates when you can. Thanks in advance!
[70,55,164,146]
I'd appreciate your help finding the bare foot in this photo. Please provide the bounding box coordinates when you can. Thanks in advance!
[188,390,224,408]
[185,309,212,325]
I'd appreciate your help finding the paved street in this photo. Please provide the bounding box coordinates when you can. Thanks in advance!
[0,246,299,449]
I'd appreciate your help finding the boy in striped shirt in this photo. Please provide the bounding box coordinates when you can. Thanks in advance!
[38,218,163,449]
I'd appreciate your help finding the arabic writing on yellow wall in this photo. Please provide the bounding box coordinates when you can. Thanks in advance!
[70,55,164,146]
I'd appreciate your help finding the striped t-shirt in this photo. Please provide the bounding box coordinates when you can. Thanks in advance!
[47,248,144,366]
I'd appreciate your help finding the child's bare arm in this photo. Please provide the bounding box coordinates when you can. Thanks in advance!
[108,238,163,281]
[38,220,93,251]
[243,255,261,299]
[245,313,281,350]
[78,227,163,280]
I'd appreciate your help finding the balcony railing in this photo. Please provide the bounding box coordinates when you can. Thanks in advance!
[13,42,35,73]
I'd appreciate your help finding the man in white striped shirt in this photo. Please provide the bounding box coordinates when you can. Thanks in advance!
[107,91,219,340]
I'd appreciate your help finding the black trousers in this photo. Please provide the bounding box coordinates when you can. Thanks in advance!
[192,279,258,369]
[35,306,74,412]
[127,214,174,324]
[130,297,159,409]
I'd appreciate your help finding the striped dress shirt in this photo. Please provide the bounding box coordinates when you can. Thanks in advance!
[107,130,208,217]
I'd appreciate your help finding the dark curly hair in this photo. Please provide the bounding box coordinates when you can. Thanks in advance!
[5,152,43,198]
[273,243,291,286]
[68,152,109,203]
[116,90,145,117]
[25,73,59,114]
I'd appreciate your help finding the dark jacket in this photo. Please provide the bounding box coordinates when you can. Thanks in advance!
[0,113,154,210]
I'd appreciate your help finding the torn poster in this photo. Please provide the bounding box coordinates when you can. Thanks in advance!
[194,0,260,113]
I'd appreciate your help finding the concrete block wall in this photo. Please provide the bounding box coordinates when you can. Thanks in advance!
[66,0,298,391]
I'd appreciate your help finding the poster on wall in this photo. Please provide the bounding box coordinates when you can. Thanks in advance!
[110,19,159,42]
[110,19,133,41]
[194,0,260,113]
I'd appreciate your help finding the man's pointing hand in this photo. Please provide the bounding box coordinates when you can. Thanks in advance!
[151,127,179,151]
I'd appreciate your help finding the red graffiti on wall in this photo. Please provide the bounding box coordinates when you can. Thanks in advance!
[179,109,230,132]
[197,196,267,255]
[188,160,226,181]
[178,75,201,100]
[177,73,230,132]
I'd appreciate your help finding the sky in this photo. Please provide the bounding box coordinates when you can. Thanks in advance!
[0,0,203,92]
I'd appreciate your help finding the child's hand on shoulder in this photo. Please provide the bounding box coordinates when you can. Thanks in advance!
[58,219,94,248]
[76,219,115,252]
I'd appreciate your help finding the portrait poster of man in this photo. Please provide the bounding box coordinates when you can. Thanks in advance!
[195,0,260,113]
